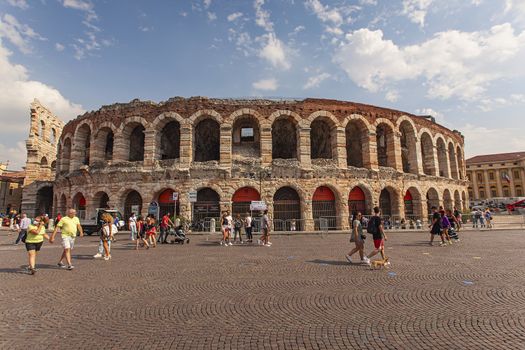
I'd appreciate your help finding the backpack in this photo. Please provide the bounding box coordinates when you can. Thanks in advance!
[367,217,378,235]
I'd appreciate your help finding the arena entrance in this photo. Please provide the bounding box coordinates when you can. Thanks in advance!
[72,193,87,219]
[312,186,337,231]
[273,187,302,231]
[35,186,53,217]
[379,189,392,217]
[158,189,179,218]
[232,187,260,217]
[348,186,367,215]
[404,190,414,217]
[192,188,220,230]
[124,190,142,221]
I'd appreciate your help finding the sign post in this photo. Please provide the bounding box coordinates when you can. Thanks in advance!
[172,192,179,219]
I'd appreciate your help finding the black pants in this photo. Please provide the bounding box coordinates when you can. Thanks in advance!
[15,229,27,244]
[159,227,168,242]
[245,227,253,240]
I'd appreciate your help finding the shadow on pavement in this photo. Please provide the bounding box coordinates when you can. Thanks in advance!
[307,259,350,266]
[72,254,95,260]
[0,264,60,274]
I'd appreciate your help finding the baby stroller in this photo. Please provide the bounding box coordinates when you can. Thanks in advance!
[448,226,460,241]
[168,225,190,244]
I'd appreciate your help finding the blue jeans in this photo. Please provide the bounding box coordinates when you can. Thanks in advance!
[98,239,111,255]
[15,229,27,244]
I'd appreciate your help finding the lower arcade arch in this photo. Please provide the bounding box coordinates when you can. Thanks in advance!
[273,186,302,231]
[231,187,261,217]
[124,190,142,222]
[192,188,220,227]
[312,186,337,231]
[158,188,180,217]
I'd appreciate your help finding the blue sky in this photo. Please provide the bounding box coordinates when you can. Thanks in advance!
[1,0,525,169]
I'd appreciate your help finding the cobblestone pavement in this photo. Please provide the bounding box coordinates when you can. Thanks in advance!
[1,228,524,349]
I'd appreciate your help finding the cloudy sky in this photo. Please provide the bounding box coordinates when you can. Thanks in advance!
[1,0,525,170]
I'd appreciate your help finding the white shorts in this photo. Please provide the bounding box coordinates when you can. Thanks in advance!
[62,236,75,249]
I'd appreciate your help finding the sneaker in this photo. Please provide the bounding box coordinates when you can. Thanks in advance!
[93,253,102,258]
[220,241,224,246]
[267,242,272,246]
[57,262,66,268]
[439,242,447,247]
[228,242,233,246]
[455,239,460,242]
[448,240,453,245]
[264,243,271,247]
[103,256,110,261]
[67,265,74,270]
[257,239,261,245]
[345,255,352,264]
[29,267,36,275]
[361,257,370,264]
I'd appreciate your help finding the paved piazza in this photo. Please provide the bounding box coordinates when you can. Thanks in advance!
[1,229,524,349]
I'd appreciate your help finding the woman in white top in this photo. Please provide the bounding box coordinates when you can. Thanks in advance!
[345,212,370,264]
[100,213,118,261]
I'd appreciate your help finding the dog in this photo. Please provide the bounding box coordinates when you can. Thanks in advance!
[370,257,390,270]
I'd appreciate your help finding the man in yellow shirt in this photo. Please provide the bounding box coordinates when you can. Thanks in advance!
[50,208,84,270]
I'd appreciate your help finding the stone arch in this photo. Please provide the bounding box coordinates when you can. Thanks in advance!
[443,189,453,210]
[267,110,303,124]
[59,137,72,173]
[420,132,436,176]
[58,193,67,216]
[273,186,303,231]
[379,186,399,217]
[72,192,87,219]
[310,116,337,160]
[227,108,264,124]
[231,187,261,216]
[456,145,464,179]
[436,137,449,177]
[123,190,143,221]
[92,122,117,163]
[311,185,341,230]
[189,109,223,124]
[193,187,221,224]
[156,188,180,217]
[232,114,261,159]
[159,121,181,160]
[375,121,396,168]
[399,120,419,174]
[454,190,461,210]
[348,184,374,215]
[345,118,368,168]
[404,187,423,218]
[116,117,148,162]
[151,112,186,129]
[272,115,299,159]
[72,123,92,168]
[40,156,48,167]
[426,188,440,214]
[50,128,57,145]
[448,142,459,179]
[194,118,220,162]
[35,185,53,217]
[462,191,467,212]
[51,160,56,171]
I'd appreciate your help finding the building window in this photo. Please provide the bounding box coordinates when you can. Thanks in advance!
[517,187,523,197]
[479,190,485,198]
[9,187,13,196]
[514,170,520,179]
[503,186,510,197]
[240,127,254,142]
[489,164,493,167]
[477,173,483,182]
[490,188,497,197]
[489,172,494,180]
[468,190,473,198]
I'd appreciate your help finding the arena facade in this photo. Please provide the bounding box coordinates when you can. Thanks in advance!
[52,97,468,231]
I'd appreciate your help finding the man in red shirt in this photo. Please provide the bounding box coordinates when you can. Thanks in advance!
[159,213,174,244]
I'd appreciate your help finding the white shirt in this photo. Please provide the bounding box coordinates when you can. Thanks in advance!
[19,217,31,230]
[128,215,137,227]
[245,216,252,227]
[103,224,118,237]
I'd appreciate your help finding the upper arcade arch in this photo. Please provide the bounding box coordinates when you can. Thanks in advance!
[399,120,419,174]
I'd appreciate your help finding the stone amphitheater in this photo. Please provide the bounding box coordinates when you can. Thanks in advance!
[52,97,468,231]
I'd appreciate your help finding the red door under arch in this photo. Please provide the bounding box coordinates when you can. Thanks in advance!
[232,187,261,216]
[348,186,367,215]
[404,190,414,217]
[158,189,179,218]
[312,186,336,230]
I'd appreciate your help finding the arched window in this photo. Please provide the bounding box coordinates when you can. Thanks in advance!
[39,120,45,140]
[193,188,220,226]
[194,119,220,162]
[124,190,142,220]
[345,120,366,168]
[312,186,336,230]
[232,116,260,158]
[436,138,449,177]
[421,133,436,176]
[232,187,260,216]
[272,118,297,159]
[310,119,333,159]
[399,121,418,174]
[376,123,395,168]
[129,125,145,161]
[273,187,301,231]
[105,132,114,160]
[160,121,180,160]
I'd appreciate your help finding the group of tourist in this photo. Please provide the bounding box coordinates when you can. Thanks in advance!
[219,210,270,246]
[471,208,493,229]
[345,206,388,265]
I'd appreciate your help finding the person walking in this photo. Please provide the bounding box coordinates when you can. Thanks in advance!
[24,215,50,275]
[50,208,83,270]
[244,212,253,243]
[145,216,157,248]
[441,211,453,245]
[366,207,387,262]
[232,214,243,244]
[135,216,149,250]
[484,209,493,229]
[55,212,62,225]
[429,206,446,246]
[220,211,232,246]
[159,212,174,244]
[453,207,462,231]
[259,210,271,247]
[100,213,117,260]
[346,212,370,264]
[128,212,138,241]
[15,213,31,245]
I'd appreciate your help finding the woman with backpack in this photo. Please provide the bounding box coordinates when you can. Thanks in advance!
[232,214,243,244]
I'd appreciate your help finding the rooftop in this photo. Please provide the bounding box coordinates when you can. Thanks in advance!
[466,151,525,164]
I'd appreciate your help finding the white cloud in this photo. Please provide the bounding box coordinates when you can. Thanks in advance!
[259,33,290,70]
[254,0,274,32]
[55,42,65,51]
[0,14,45,54]
[7,0,29,9]
[359,0,377,5]
[385,90,400,102]
[62,0,93,12]
[0,142,27,170]
[402,0,433,27]
[415,107,445,124]
[252,78,278,91]
[333,24,525,101]
[303,72,331,89]
[203,0,212,9]
[461,123,525,158]
[227,12,243,22]
[0,39,84,169]
[207,12,217,21]
[305,0,343,26]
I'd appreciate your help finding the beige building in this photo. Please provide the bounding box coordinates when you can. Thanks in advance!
[466,152,525,202]
[21,99,64,217]
[0,163,25,214]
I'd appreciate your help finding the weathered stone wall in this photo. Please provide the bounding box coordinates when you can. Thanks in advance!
[54,97,469,230]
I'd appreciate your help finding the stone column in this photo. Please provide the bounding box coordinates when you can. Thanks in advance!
[509,169,517,197]
[432,146,441,177]
[495,169,503,197]
[472,171,479,200]
[303,200,314,231]
[219,125,232,169]
[180,125,192,169]
[334,127,347,169]
[298,126,312,169]
[521,168,525,195]
[260,125,272,167]
[338,198,350,230]
[413,136,424,175]
[112,133,126,163]
[392,131,402,172]
[143,128,156,167]
[366,131,378,171]
[483,170,490,199]
[394,190,404,217]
